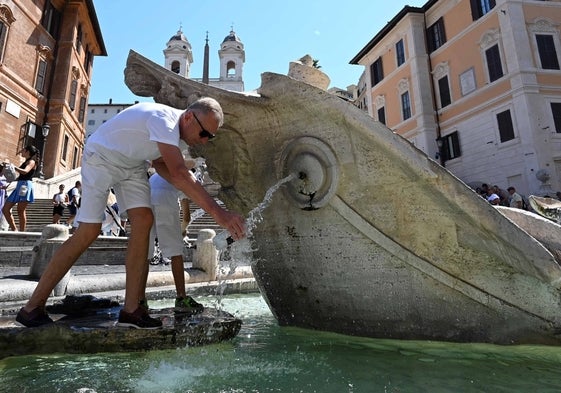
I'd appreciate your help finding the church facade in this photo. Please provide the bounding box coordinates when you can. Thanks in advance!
[163,28,245,92]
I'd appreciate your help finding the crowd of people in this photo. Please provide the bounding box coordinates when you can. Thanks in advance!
[50,181,82,228]
[476,183,529,209]
[476,183,561,209]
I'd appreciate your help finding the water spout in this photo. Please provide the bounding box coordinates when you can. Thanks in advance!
[213,173,297,251]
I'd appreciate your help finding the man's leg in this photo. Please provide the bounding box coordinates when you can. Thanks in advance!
[180,198,191,237]
[170,255,186,298]
[122,206,153,313]
[22,222,101,311]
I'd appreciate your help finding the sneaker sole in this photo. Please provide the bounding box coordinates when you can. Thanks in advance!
[15,315,54,328]
[173,307,204,315]
[116,321,162,329]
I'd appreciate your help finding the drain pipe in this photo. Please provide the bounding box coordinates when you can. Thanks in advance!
[423,11,445,167]
[40,0,68,177]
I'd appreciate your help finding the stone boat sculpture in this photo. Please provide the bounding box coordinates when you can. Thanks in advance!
[125,50,561,345]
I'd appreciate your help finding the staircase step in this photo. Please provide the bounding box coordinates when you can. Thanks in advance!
[8,199,222,237]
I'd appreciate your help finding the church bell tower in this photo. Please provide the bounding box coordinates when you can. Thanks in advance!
[163,27,193,78]
[218,28,245,92]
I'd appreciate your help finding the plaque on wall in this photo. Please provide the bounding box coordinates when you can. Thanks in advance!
[5,99,20,118]
[460,68,476,96]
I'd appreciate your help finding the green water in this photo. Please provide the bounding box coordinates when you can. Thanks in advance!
[1,293,560,393]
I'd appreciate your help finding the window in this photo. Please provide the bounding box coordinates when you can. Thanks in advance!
[396,39,405,67]
[90,108,95,113]
[377,107,386,125]
[370,58,383,86]
[171,60,180,74]
[61,134,69,161]
[470,0,496,21]
[78,96,86,123]
[427,18,446,53]
[442,132,461,160]
[497,110,515,142]
[35,59,47,93]
[227,61,236,77]
[75,24,82,54]
[485,44,503,82]
[401,91,411,120]
[69,80,78,110]
[72,146,79,169]
[551,102,561,133]
[0,4,14,63]
[41,1,61,38]
[0,21,6,63]
[438,75,451,108]
[84,46,92,74]
[87,119,95,125]
[104,109,107,113]
[536,34,560,70]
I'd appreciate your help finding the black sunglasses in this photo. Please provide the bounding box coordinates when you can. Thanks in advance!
[193,113,216,139]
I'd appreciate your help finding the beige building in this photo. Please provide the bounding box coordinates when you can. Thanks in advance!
[351,0,561,196]
[0,0,105,179]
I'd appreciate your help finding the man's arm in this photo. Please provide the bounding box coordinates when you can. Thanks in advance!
[153,143,246,240]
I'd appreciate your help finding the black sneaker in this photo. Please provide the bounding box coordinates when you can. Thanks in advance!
[175,296,204,314]
[117,307,162,329]
[15,307,54,327]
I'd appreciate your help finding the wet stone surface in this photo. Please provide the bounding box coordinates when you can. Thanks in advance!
[0,295,242,359]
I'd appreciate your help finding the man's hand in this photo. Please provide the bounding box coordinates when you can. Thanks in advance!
[214,210,246,241]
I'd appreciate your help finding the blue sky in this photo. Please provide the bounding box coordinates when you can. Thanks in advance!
[89,0,426,104]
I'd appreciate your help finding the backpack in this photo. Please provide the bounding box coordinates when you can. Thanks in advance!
[67,187,78,206]
[3,163,18,182]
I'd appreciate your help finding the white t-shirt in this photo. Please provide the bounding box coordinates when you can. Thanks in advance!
[53,192,66,205]
[509,192,523,208]
[85,102,188,167]
[149,173,182,207]
[69,186,80,203]
[487,193,500,203]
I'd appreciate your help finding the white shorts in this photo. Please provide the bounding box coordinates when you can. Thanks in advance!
[148,201,182,258]
[76,149,151,224]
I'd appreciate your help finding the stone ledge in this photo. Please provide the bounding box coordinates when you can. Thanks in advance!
[0,300,242,359]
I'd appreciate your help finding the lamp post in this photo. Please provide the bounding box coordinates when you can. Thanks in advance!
[39,123,50,179]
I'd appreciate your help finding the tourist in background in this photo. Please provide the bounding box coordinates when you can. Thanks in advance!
[52,184,68,224]
[0,163,9,230]
[1,145,39,231]
[492,185,509,206]
[66,180,81,228]
[146,163,204,314]
[507,186,523,209]
[486,187,500,205]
